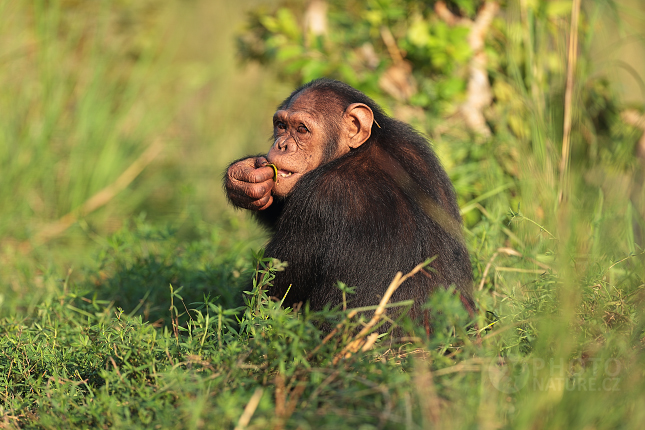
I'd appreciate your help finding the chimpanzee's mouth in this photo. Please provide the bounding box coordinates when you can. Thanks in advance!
[277,170,293,178]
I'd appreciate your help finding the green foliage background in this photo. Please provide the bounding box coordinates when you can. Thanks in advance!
[1,0,645,428]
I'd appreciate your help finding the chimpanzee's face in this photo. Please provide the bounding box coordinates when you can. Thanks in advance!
[266,90,374,197]
[267,91,337,197]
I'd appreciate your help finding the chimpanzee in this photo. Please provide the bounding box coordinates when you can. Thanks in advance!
[224,78,473,326]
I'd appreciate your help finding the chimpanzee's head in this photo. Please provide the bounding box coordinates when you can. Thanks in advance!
[266,79,379,197]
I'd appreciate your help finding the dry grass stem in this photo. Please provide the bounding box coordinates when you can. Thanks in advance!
[334,261,429,364]
[380,26,404,64]
[361,332,379,352]
[559,0,581,202]
[274,373,306,429]
[414,361,441,426]
[433,358,484,376]
[108,357,123,382]
[495,267,544,274]
[19,139,163,253]
[275,374,286,418]
[306,310,357,360]
[307,370,341,403]
[235,388,264,430]
[478,247,551,290]
[379,26,417,101]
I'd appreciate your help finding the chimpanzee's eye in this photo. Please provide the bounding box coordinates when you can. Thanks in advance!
[276,121,287,130]
[297,124,309,133]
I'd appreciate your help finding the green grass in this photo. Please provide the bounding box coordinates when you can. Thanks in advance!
[1,0,645,429]
[1,207,643,429]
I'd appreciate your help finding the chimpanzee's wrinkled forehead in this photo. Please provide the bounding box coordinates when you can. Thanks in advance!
[279,87,344,119]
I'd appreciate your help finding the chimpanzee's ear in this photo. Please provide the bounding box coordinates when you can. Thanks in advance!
[343,103,374,149]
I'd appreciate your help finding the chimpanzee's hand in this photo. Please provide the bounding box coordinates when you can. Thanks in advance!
[225,156,275,210]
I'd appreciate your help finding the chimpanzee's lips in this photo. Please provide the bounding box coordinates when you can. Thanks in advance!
[277,169,293,178]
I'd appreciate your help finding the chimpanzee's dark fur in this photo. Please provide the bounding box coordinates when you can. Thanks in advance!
[248,79,473,322]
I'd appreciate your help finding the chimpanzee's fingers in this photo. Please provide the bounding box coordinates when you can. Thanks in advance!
[226,175,274,210]
[228,190,273,211]
[255,156,269,168]
[228,162,274,184]
[227,178,273,200]
[256,195,273,211]
[247,166,274,183]
[226,190,255,210]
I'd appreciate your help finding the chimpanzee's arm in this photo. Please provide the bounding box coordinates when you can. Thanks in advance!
[252,197,285,232]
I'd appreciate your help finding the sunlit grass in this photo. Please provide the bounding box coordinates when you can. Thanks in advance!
[0,0,644,429]
[0,1,279,301]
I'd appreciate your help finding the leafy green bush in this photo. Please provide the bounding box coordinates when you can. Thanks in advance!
[238,0,643,231]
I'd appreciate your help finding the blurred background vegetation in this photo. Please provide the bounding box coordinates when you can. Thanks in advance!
[0,0,286,311]
[2,0,643,308]
[1,0,645,427]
